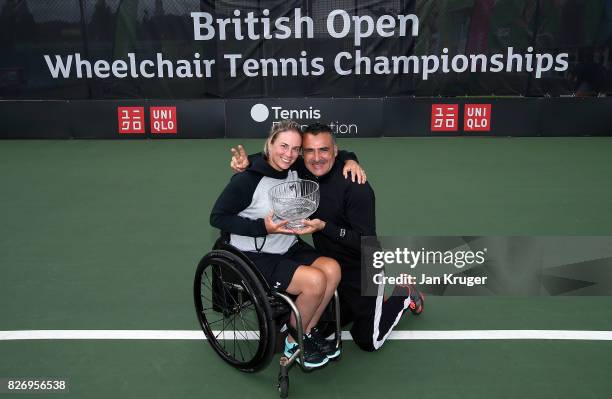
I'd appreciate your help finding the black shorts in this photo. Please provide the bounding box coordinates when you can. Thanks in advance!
[244,240,321,291]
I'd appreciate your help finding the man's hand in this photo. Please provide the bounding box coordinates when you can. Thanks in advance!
[264,211,294,234]
[230,144,249,173]
[292,218,326,235]
[343,160,367,184]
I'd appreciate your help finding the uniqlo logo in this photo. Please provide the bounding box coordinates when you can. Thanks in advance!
[431,104,459,131]
[464,104,491,132]
[150,106,177,134]
[117,107,145,134]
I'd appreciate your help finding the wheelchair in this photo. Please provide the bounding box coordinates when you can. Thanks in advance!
[193,234,342,398]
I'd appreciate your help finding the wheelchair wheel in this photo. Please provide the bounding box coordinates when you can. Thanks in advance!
[194,250,276,372]
[278,370,289,398]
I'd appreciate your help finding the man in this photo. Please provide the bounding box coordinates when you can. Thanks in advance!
[231,123,423,351]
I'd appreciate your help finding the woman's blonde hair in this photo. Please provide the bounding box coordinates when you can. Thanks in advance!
[263,119,302,158]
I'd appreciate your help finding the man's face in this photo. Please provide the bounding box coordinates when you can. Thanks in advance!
[302,132,338,177]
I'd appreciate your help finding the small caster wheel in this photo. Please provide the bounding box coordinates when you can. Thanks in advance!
[278,374,289,398]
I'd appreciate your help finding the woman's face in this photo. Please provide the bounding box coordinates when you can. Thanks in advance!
[267,130,302,171]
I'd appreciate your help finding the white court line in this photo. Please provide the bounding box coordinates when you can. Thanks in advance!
[1,330,612,341]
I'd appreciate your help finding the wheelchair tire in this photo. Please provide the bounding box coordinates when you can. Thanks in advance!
[194,249,276,372]
[278,373,289,398]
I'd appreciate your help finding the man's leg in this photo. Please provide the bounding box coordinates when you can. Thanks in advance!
[343,283,414,351]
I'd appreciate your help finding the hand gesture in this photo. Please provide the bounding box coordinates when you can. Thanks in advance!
[230,144,249,173]
[264,211,294,234]
[342,160,367,184]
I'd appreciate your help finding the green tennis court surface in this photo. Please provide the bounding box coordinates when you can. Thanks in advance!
[1,138,611,398]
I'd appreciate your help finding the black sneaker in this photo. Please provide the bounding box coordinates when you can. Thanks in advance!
[407,286,425,316]
[283,337,328,369]
[309,327,341,360]
[390,284,425,316]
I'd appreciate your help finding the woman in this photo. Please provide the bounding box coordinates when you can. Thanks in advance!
[210,120,341,369]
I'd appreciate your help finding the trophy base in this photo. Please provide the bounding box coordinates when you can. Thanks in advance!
[286,220,307,230]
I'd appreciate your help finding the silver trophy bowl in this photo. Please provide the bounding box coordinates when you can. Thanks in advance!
[269,179,320,230]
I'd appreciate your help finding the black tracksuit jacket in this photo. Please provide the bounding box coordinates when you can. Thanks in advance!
[297,158,376,285]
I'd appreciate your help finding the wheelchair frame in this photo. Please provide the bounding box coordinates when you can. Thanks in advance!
[194,235,342,398]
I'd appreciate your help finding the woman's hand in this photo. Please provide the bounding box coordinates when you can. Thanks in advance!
[342,160,367,184]
[292,218,326,235]
[264,211,294,234]
[230,144,249,173]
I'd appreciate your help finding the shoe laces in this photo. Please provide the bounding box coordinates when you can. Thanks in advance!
[308,328,333,352]
[309,327,323,341]
[303,333,323,353]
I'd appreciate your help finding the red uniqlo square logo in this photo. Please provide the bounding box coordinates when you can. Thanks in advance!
[431,104,459,131]
[117,107,145,134]
[464,104,492,132]
[150,106,177,134]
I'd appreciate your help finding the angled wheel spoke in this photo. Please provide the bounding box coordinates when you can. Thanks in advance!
[231,313,255,360]
[236,317,257,358]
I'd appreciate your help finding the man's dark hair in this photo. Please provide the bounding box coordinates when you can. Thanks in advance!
[303,123,336,145]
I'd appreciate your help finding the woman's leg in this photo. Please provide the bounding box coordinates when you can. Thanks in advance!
[285,265,326,341]
[307,257,341,331]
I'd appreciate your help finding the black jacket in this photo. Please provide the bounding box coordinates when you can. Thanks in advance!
[210,156,299,253]
[300,159,376,282]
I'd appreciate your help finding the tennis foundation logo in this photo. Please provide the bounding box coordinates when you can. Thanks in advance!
[250,103,270,122]
[249,103,357,135]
